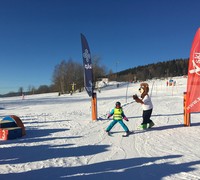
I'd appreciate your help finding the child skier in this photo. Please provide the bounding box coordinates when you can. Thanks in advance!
[106,101,130,137]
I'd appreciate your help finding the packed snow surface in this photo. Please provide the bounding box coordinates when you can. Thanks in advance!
[1,76,200,180]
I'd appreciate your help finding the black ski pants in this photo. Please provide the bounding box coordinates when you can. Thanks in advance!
[142,109,153,125]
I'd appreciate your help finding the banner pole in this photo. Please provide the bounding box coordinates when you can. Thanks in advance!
[91,92,97,121]
[81,33,97,121]
[183,92,191,126]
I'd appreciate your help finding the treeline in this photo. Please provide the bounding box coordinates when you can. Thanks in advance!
[51,57,107,94]
[1,57,107,97]
[0,85,56,97]
[0,57,189,97]
[108,58,189,82]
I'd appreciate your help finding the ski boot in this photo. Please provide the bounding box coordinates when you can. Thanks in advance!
[148,121,155,129]
[122,131,130,137]
[139,124,147,130]
[106,131,111,136]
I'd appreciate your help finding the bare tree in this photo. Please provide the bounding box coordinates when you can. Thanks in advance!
[92,55,107,82]
[52,59,84,94]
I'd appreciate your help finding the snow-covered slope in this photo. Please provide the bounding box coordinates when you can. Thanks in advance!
[1,76,200,180]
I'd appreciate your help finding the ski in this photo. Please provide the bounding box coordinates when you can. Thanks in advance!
[122,131,134,137]
[106,131,134,137]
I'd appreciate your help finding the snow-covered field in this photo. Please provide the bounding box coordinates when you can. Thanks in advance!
[1,76,200,180]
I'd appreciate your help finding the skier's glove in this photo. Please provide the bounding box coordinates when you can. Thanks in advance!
[124,117,129,121]
[107,114,111,119]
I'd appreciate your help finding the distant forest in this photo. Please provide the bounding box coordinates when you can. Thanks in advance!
[0,58,189,97]
[108,58,189,82]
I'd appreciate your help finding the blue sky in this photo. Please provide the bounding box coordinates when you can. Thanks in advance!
[0,0,200,94]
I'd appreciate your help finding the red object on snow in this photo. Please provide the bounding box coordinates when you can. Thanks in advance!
[186,28,200,113]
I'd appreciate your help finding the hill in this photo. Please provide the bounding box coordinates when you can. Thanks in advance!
[110,58,189,82]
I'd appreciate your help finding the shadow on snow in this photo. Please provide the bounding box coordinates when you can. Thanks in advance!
[1,154,200,180]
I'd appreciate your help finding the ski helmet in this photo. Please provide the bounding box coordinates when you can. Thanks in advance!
[115,101,121,107]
